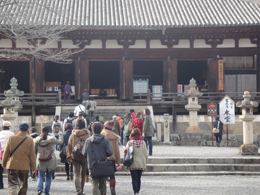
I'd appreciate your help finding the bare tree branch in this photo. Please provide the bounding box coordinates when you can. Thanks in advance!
[0,0,82,63]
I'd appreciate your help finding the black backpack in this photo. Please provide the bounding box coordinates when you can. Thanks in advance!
[66,118,74,124]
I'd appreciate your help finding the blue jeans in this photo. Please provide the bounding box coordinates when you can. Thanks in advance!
[130,170,143,193]
[144,136,153,155]
[37,171,53,194]
[55,136,60,150]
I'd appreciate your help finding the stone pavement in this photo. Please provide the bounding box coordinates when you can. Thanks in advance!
[1,175,260,195]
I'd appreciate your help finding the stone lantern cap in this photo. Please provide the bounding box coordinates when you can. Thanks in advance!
[236,91,258,108]
[0,77,23,111]
[184,78,203,97]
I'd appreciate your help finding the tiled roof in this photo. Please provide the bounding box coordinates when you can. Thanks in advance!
[1,0,260,28]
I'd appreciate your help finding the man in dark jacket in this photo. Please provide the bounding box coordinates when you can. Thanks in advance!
[82,89,89,109]
[82,122,113,195]
[64,81,72,103]
[213,116,223,147]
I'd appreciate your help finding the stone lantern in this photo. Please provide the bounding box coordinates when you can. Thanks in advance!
[236,91,258,155]
[184,78,203,132]
[0,77,24,133]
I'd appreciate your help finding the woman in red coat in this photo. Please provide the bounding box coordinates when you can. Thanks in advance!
[132,112,143,135]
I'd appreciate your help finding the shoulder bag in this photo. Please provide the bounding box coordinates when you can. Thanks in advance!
[212,121,220,134]
[6,137,28,161]
[90,141,115,178]
[123,142,134,167]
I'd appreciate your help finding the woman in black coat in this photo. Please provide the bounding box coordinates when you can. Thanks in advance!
[61,123,73,180]
[213,116,223,147]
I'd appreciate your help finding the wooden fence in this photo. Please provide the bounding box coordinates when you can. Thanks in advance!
[147,89,260,105]
[0,90,61,106]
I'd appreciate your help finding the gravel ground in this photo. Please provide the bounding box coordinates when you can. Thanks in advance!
[1,175,259,195]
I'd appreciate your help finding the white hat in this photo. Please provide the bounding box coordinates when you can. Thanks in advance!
[3,121,12,127]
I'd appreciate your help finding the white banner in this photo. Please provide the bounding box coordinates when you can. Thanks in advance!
[219,95,235,124]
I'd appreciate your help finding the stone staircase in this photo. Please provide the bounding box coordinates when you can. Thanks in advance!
[54,152,260,176]
[58,105,147,122]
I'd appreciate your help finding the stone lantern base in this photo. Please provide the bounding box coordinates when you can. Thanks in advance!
[239,144,258,155]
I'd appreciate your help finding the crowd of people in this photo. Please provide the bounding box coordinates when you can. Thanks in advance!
[0,107,155,195]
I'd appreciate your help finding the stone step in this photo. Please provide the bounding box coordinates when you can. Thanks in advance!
[54,163,260,173]
[55,157,260,166]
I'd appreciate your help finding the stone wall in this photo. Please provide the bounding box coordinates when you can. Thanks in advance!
[154,115,260,147]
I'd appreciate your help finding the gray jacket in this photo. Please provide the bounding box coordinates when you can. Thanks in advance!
[82,134,113,170]
[142,116,154,137]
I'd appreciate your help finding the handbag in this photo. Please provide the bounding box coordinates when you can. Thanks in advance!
[90,142,115,178]
[59,145,67,160]
[123,142,134,167]
[212,121,220,134]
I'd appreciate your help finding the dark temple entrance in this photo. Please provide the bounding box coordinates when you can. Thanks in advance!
[0,61,30,93]
[89,61,120,98]
[178,61,207,90]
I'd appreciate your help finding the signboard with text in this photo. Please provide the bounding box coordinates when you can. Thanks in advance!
[219,95,235,124]
[207,103,217,117]
[218,59,224,91]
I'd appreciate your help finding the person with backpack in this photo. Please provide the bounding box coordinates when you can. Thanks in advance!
[29,127,39,181]
[63,112,76,132]
[34,126,63,195]
[51,115,63,150]
[101,121,121,195]
[124,113,133,144]
[0,121,14,189]
[85,97,97,121]
[88,116,100,135]
[67,120,91,195]
[2,123,36,195]
[124,128,148,195]
[132,112,143,135]
[142,108,154,156]
[60,123,73,180]
[82,122,113,195]
[74,104,86,117]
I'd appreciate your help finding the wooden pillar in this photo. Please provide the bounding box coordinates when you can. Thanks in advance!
[207,59,224,92]
[29,59,34,93]
[163,58,177,93]
[75,57,80,100]
[257,55,260,92]
[172,105,176,134]
[80,59,89,95]
[120,58,133,100]
[31,106,36,126]
[34,60,44,93]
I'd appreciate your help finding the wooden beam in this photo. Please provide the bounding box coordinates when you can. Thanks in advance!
[80,59,89,95]
[34,60,44,93]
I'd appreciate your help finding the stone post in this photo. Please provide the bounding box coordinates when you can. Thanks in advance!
[0,77,24,133]
[236,91,258,155]
[163,113,171,145]
[184,78,203,133]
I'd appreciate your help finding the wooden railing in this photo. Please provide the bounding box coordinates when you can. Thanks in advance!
[0,90,62,106]
[147,89,260,105]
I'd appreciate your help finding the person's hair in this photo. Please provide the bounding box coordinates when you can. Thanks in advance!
[135,112,142,118]
[144,108,150,116]
[130,109,134,113]
[125,113,132,124]
[66,81,70,84]
[95,116,99,121]
[69,112,74,118]
[2,126,10,130]
[65,123,73,130]
[76,120,85,129]
[130,128,141,138]
[42,126,49,140]
[78,111,83,116]
[215,116,220,121]
[54,115,59,122]
[31,127,37,133]
[47,126,52,133]
[92,122,103,134]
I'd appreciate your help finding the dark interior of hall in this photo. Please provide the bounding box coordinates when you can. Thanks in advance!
[133,61,163,86]
[0,61,30,93]
[45,62,75,85]
[89,61,120,89]
[178,61,207,88]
